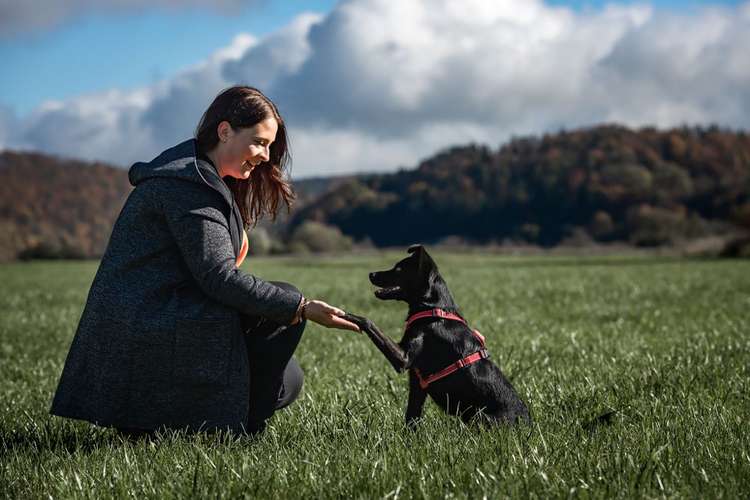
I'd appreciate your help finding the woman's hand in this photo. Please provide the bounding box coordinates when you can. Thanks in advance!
[303,300,360,332]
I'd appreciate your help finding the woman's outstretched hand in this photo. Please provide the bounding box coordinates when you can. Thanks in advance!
[303,300,360,332]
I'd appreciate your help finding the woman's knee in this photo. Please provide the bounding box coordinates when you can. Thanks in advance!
[276,357,304,411]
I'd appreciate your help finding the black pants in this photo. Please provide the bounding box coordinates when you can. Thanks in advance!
[241,281,305,435]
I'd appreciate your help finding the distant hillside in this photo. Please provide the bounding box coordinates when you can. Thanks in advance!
[2,124,749,260]
[292,125,750,247]
[0,151,340,260]
[0,151,131,261]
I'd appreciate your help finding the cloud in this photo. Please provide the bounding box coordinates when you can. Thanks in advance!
[287,120,500,177]
[2,0,750,177]
[20,89,158,163]
[0,0,255,37]
[7,33,255,163]
[268,1,651,136]
[140,33,257,148]
[222,13,322,90]
[594,6,750,127]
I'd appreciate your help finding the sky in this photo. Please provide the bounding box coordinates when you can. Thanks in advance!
[1,0,748,177]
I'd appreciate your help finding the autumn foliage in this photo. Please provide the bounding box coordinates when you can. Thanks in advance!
[1,124,749,260]
[293,125,750,247]
[0,151,131,261]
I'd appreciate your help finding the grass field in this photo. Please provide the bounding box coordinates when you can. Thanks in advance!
[1,253,749,498]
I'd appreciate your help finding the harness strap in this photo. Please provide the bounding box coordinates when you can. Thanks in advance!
[405,308,489,390]
[405,308,465,330]
[413,349,490,390]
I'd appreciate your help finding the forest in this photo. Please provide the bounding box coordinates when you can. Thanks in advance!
[1,124,748,260]
[293,124,750,247]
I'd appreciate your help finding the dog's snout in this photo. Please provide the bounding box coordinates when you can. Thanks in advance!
[369,271,382,285]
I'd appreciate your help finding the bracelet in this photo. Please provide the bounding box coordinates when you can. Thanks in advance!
[300,299,310,321]
[292,297,309,324]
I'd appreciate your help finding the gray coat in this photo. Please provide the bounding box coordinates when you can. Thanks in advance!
[50,139,302,433]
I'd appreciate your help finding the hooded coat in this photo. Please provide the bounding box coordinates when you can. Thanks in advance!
[50,139,302,433]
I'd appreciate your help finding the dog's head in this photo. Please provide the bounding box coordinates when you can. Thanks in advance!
[369,244,438,303]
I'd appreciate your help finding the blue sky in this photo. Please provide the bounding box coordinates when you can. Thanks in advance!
[0,0,338,115]
[1,0,748,176]
[0,0,742,116]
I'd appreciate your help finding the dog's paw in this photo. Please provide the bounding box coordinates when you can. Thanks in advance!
[342,312,368,333]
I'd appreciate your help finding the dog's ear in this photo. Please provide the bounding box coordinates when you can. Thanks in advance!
[408,244,437,282]
[407,244,423,255]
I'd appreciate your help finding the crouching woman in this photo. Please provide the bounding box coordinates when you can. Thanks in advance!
[50,86,359,436]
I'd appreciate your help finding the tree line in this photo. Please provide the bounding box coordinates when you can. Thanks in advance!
[292,124,750,247]
[0,150,353,260]
[1,124,748,260]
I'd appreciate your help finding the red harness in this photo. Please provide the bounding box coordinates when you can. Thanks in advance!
[405,308,489,390]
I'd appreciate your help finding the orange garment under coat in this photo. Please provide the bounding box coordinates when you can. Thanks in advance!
[236,229,249,268]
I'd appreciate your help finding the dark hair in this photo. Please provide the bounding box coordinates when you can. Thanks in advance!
[195,86,295,227]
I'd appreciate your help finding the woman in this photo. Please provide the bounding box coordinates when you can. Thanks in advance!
[50,86,359,436]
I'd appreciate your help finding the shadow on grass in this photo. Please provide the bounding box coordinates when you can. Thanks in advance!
[0,424,122,455]
[1,420,258,456]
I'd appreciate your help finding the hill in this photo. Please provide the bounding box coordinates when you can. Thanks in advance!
[0,151,131,261]
[292,124,750,247]
[2,124,749,260]
[0,151,341,260]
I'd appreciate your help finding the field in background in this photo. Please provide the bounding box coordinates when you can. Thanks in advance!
[1,254,748,498]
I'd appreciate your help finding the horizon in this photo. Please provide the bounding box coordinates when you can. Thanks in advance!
[3,121,742,181]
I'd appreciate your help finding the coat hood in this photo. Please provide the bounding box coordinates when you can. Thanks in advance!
[128,139,245,258]
[128,139,234,208]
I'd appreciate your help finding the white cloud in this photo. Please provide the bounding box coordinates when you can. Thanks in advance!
[287,120,499,178]
[19,88,155,162]
[140,33,258,150]
[269,0,651,135]
[222,13,322,90]
[593,5,750,128]
[5,32,255,163]
[2,0,750,177]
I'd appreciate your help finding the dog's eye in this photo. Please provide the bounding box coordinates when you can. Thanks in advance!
[395,266,402,272]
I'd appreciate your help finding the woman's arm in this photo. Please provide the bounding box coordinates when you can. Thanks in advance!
[156,178,301,325]
[155,178,359,331]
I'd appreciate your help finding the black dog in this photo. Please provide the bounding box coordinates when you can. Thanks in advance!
[344,245,530,428]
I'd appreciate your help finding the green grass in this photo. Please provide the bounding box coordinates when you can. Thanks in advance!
[1,254,749,498]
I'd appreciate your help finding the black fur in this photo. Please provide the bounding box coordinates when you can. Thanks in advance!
[346,245,530,428]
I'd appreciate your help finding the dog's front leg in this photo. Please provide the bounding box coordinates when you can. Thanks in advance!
[399,331,424,370]
[405,370,428,429]
[343,313,409,372]
[402,332,427,428]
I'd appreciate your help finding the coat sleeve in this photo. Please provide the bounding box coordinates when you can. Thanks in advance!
[155,178,302,325]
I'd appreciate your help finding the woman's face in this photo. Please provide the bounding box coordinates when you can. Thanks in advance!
[216,117,278,180]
